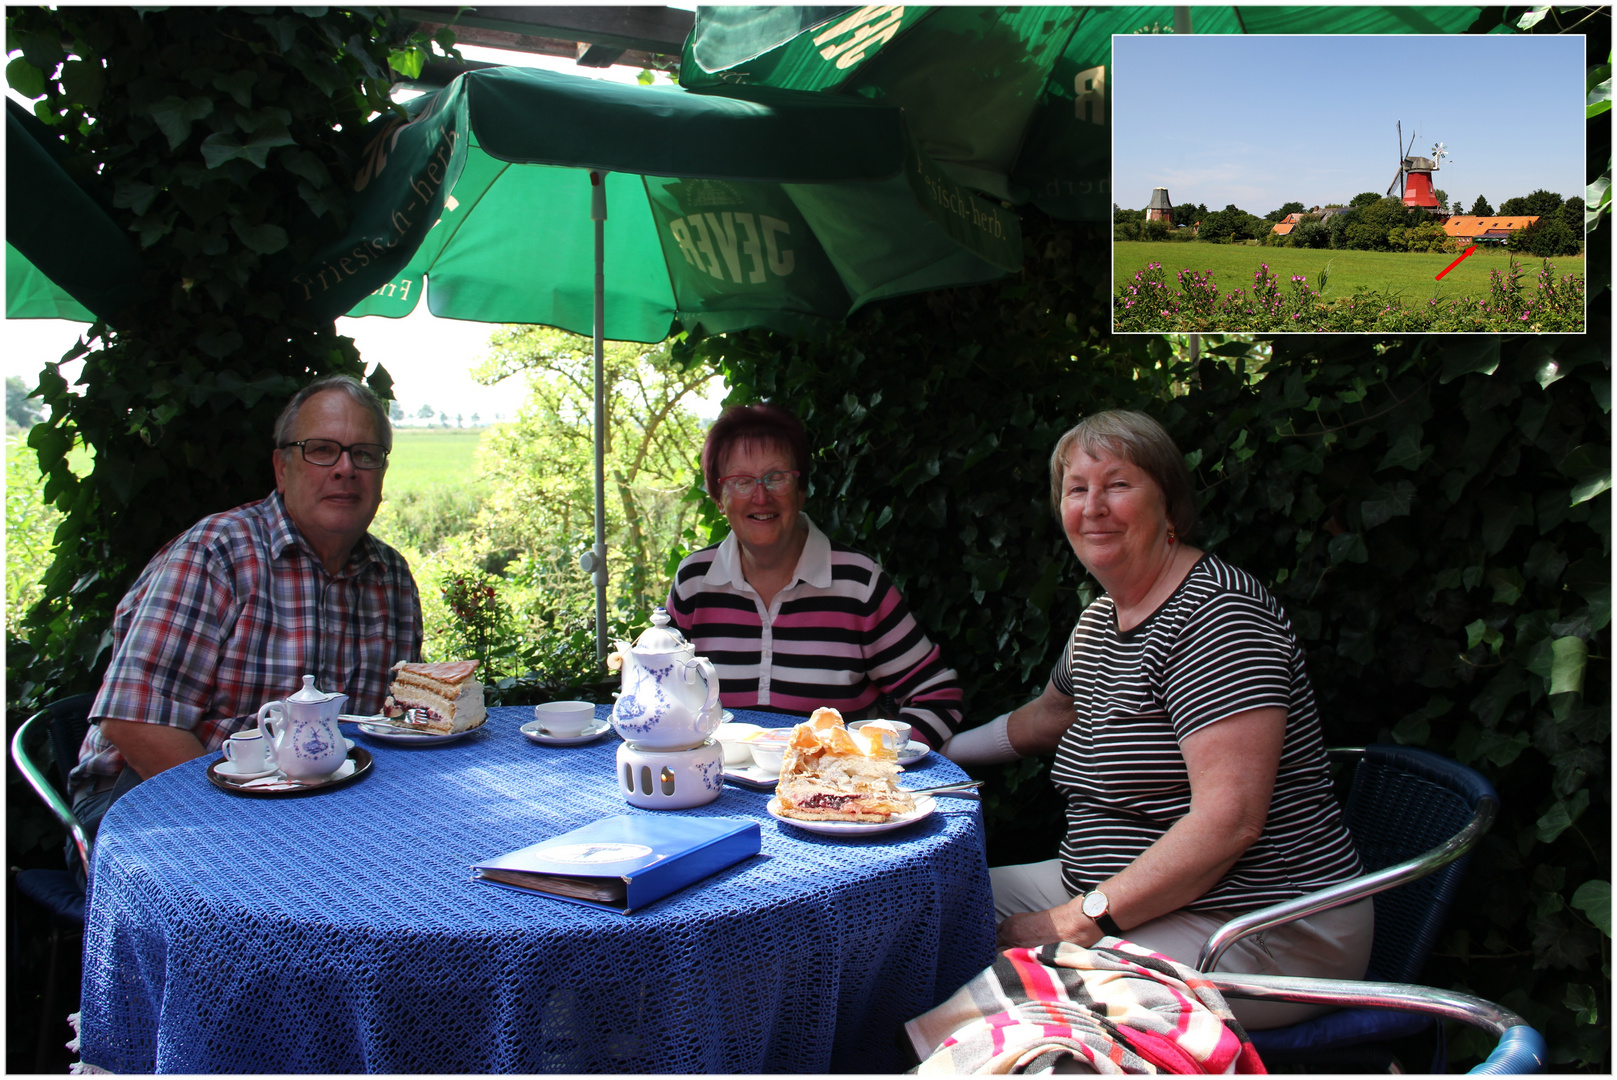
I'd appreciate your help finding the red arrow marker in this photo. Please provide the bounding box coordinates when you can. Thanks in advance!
[1435,245,1478,281]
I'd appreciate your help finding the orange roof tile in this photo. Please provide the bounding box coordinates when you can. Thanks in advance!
[1442,216,1540,237]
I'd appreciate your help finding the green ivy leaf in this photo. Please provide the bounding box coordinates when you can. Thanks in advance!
[146,95,215,150]
[1439,338,1501,384]
[196,328,245,359]
[280,148,332,187]
[212,69,258,109]
[1326,531,1368,565]
[1537,789,1590,843]
[113,180,159,216]
[1549,636,1589,697]
[6,56,47,99]
[1359,480,1415,529]
[229,218,289,254]
[59,57,106,110]
[1589,63,1612,119]
[1571,881,1611,938]
[200,127,297,170]
[1486,567,1525,605]
[387,45,425,79]
[1516,6,1550,29]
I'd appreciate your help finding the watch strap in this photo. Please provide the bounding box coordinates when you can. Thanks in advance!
[1082,888,1124,938]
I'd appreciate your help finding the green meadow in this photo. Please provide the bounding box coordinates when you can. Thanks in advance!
[1114,241,1585,304]
[3,425,491,489]
[385,426,490,493]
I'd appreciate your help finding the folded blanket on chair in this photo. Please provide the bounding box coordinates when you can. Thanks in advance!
[906,938,1266,1074]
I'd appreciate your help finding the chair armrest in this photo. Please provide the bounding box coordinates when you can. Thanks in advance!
[1204,973,1546,1074]
[1196,793,1497,971]
[11,713,92,881]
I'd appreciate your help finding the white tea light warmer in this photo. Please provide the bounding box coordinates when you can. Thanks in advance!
[609,609,725,809]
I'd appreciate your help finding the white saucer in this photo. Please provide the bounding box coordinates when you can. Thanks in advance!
[358,720,479,745]
[214,760,278,780]
[520,717,612,746]
[767,794,937,836]
[731,764,780,783]
[896,740,930,765]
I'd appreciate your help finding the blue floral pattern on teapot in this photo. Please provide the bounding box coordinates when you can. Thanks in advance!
[607,609,721,751]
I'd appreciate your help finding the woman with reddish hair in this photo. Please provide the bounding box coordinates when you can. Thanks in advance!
[665,404,963,749]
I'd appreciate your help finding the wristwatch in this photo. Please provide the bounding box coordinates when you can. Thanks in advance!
[1081,889,1123,937]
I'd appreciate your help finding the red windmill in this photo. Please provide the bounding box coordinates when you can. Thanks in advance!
[1386,121,1450,214]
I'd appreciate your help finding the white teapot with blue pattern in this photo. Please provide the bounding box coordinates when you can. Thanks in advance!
[608,609,721,751]
[257,675,349,780]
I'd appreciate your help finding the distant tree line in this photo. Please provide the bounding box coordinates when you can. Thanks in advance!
[1114,187,1584,256]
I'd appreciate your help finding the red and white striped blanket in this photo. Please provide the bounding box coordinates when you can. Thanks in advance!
[905,938,1266,1074]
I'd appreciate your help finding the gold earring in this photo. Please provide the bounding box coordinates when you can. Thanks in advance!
[1167,528,1176,544]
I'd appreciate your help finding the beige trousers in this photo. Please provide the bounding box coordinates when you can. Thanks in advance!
[990,859,1376,1030]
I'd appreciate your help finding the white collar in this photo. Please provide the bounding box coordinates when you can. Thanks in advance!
[708,514,833,593]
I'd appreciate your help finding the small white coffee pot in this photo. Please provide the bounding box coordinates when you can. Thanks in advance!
[609,609,721,751]
[257,675,349,780]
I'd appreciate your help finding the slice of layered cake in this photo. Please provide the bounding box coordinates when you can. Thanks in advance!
[775,708,916,823]
[384,660,487,733]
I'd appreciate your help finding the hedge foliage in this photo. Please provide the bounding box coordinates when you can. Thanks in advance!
[678,202,1610,1069]
[4,7,447,708]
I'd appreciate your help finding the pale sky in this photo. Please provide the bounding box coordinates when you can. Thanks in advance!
[4,43,679,425]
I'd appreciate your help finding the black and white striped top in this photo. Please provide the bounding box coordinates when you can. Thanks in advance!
[1050,553,1361,911]
[666,516,964,748]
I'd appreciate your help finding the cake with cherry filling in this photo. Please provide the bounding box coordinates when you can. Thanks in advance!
[384,660,486,733]
[775,708,916,823]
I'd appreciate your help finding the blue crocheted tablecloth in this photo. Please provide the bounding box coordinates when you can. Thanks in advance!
[80,706,996,1073]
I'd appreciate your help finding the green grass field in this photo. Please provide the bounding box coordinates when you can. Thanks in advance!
[1114,242,1585,304]
[6,425,494,491]
[386,426,491,493]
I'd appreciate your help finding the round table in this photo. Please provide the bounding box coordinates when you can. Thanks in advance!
[79,706,996,1073]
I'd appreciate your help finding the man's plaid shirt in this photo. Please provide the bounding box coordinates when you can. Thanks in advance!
[69,493,422,804]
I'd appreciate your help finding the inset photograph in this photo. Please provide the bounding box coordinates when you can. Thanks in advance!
[1112,33,1586,333]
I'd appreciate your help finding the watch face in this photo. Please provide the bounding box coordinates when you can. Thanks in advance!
[1082,890,1107,918]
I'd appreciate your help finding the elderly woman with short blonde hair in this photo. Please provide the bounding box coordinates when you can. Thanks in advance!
[943,409,1372,1029]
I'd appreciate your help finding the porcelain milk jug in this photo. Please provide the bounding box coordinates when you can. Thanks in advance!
[609,609,721,750]
[257,675,349,780]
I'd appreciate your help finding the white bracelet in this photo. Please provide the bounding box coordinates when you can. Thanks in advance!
[939,711,1018,765]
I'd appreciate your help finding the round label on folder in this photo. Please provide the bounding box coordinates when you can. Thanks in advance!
[540,842,653,864]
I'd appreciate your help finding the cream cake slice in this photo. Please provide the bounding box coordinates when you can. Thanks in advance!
[384,660,486,733]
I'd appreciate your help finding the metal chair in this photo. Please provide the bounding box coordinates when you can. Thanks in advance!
[1208,973,1546,1073]
[1197,744,1500,1070]
[10,692,96,1072]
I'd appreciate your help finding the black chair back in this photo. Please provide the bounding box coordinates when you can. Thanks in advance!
[40,693,96,796]
[1344,745,1498,984]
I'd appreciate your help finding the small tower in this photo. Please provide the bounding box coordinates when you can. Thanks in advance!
[1146,187,1173,222]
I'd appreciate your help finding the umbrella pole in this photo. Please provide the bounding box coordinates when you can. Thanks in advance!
[590,170,609,660]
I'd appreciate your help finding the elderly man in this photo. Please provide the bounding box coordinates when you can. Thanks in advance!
[67,375,422,865]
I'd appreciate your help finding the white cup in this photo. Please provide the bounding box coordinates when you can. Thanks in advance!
[747,729,793,774]
[850,719,913,751]
[714,722,764,765]
[222,729,271,772]
[534,700,597,737]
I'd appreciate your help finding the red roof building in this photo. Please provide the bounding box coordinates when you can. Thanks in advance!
[1271,212,1305,236]
[1443,216,1539,245]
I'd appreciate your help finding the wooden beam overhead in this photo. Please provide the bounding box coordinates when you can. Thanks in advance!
[403,6,693,56]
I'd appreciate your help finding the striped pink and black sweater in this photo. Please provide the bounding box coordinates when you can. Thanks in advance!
[666,516,964,748]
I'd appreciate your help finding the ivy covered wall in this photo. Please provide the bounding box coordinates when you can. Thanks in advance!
[6,7,447,706]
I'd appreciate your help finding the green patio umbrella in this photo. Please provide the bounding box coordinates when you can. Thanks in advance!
[341,65,1020,337]
[340,65,1022,654]
[681,5,1493,222]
